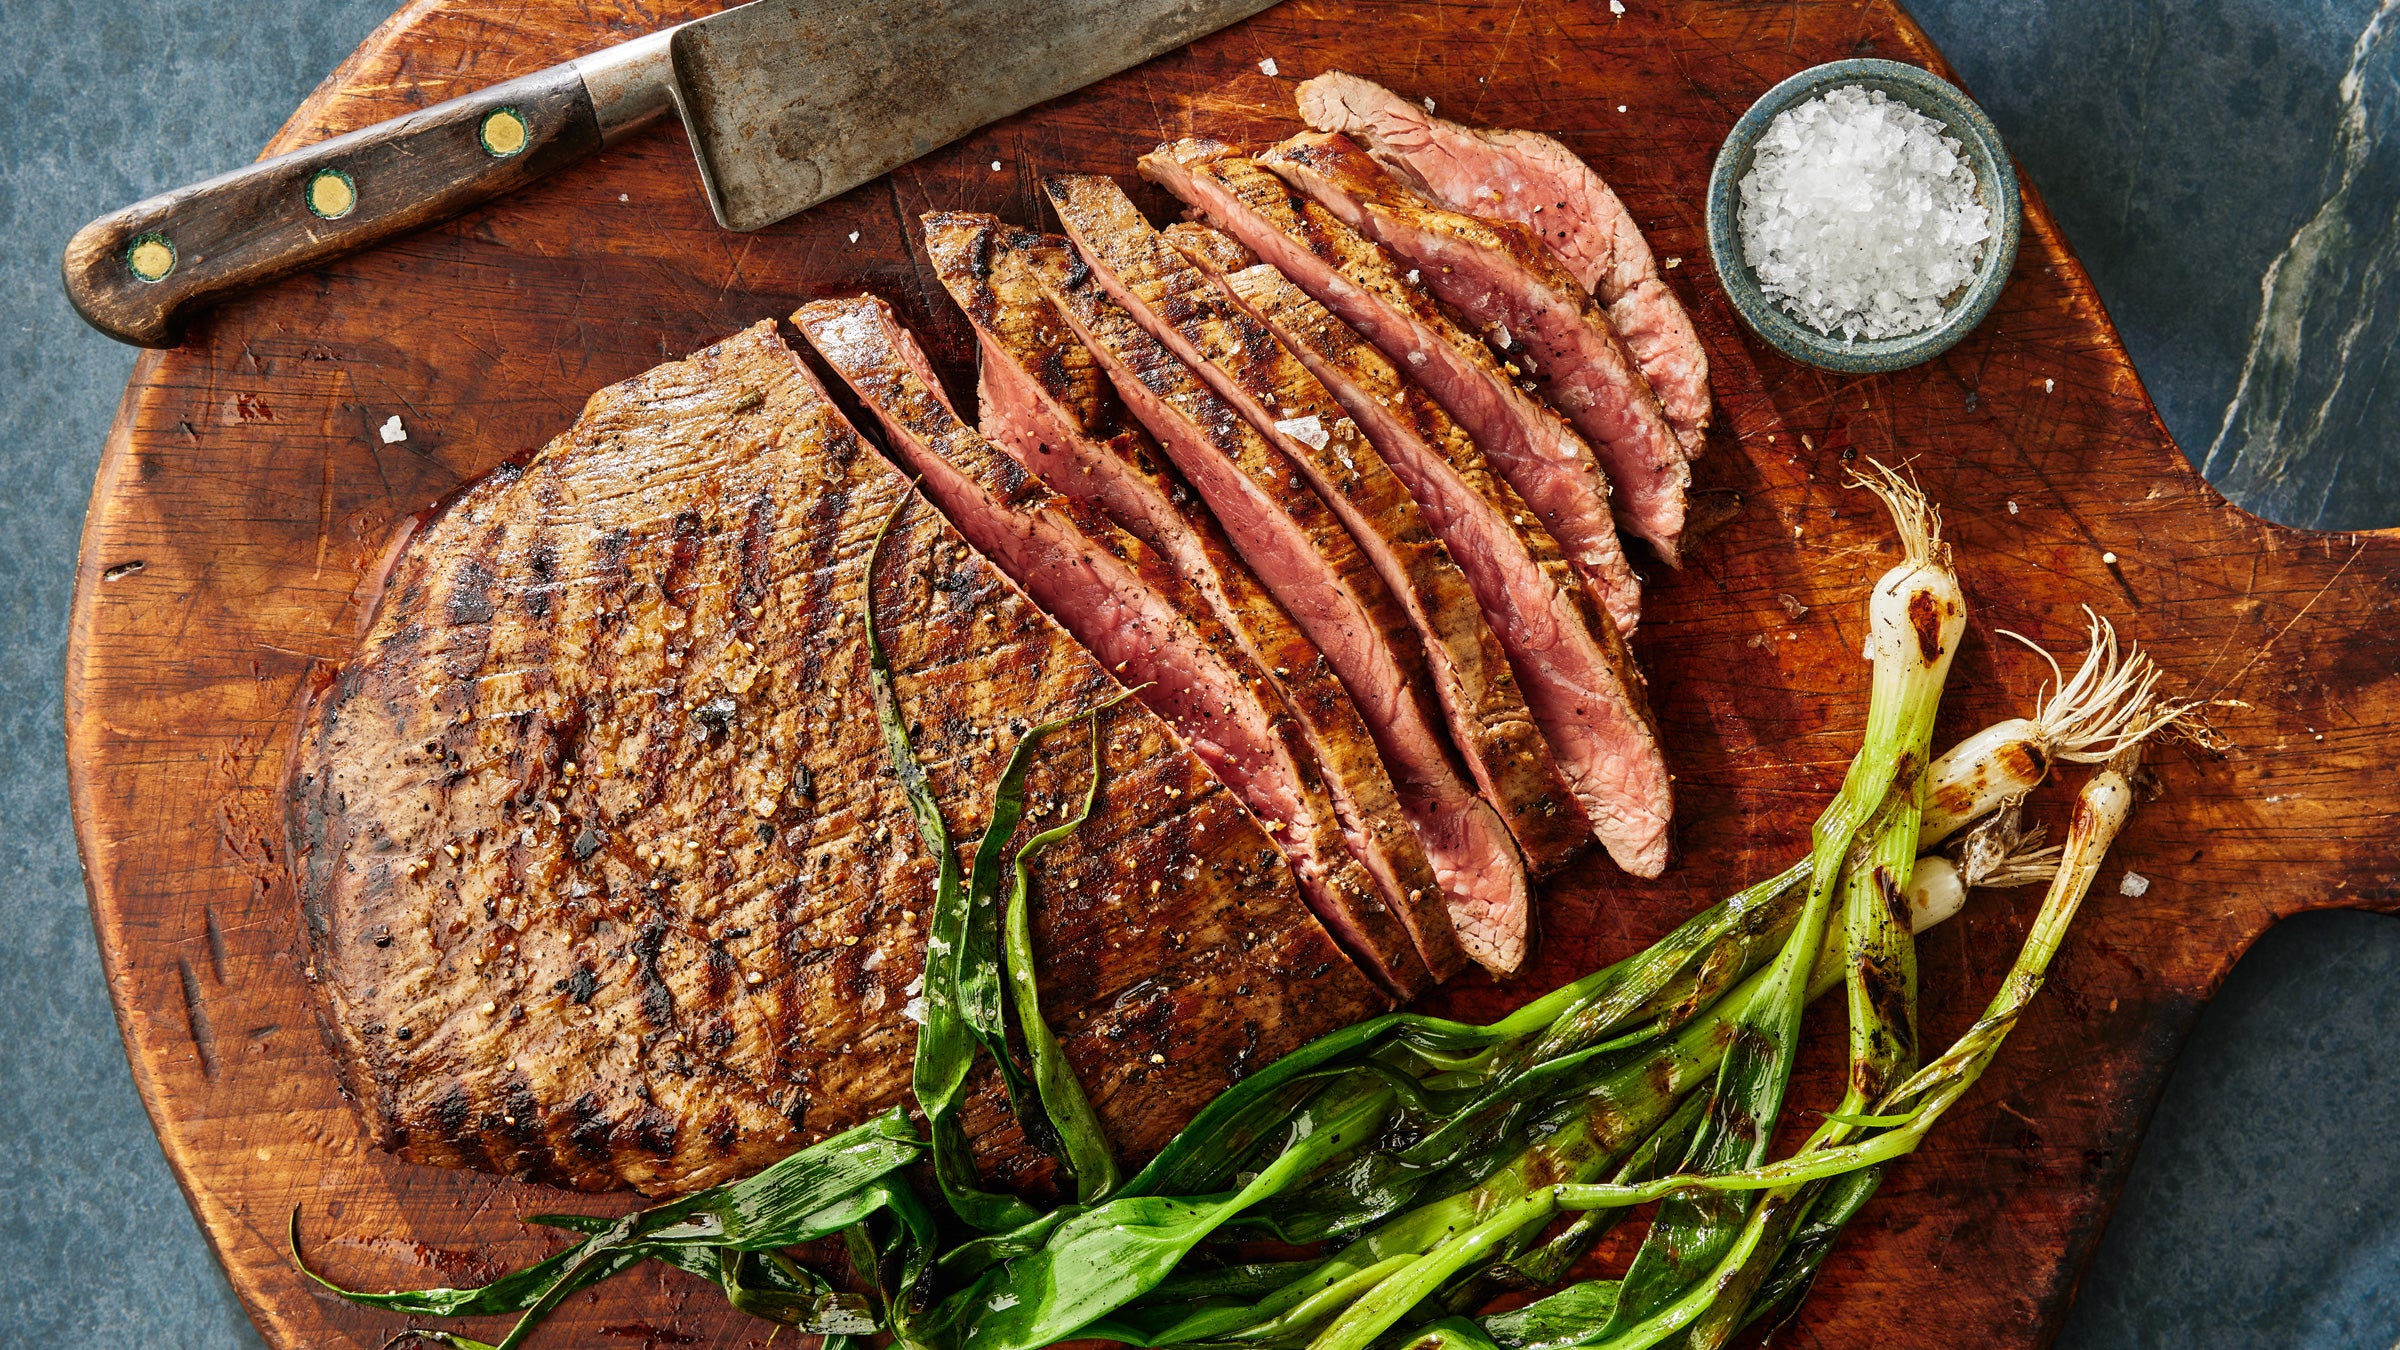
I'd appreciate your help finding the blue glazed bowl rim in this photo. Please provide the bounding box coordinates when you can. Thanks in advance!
[1705,58,2023,375]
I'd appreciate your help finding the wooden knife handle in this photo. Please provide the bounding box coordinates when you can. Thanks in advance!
[62,63,603,348]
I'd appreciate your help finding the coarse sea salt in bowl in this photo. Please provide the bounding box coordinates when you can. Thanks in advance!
[1706,58,2021,375]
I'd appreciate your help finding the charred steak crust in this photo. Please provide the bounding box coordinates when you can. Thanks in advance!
[919,212,1459,980]
[286,320,1384,1197]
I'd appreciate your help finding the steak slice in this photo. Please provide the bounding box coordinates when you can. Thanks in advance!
[1010,229,1556,947]
[1295,71,1712,458]
[795,295,1435,998]
[919,212,1463,979]
[1258,132,1691,564]
[1042,175,1578,878]
[1140,139,1640,634]
[287,321,1385,1197]
[1168,223,1674,881]
[1161,220,1258,274]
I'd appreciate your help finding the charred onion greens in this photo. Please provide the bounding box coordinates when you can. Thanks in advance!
[299,468,2199,1350]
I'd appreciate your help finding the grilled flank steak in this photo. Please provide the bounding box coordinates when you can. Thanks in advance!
[1139,140,1642,635]
[794,294,1439,997]
[1260,132,1692,563]
[917,213,1459,979]
[286,321,1384,1197]
[1014,224,1549,974]
[1043,173,1573,886]
[1166,222,1675,883]
[1294,71,1712,460]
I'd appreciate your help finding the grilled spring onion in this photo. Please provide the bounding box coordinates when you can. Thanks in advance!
[1004,715,1123,1203]
[1590,463,1964,1342]
[1551,735,2152,1212]
[1423,711,2208,1350]
[1921,608,2163,843]
[865,489,1040,1234]
[1432,741,2158,1350]
[867,488,1129,1230]
[1154,838,2046,1350]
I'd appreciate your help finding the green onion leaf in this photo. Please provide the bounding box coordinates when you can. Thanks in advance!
[864,487,1040,1234]
[1004,712,1129,1202]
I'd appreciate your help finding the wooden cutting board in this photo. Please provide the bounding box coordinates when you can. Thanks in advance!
[65,1,2400,1345]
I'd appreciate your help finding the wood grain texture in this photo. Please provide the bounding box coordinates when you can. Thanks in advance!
[63,2,2400,1347]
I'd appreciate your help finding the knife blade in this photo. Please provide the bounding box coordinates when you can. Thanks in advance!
[60,0,1281,348]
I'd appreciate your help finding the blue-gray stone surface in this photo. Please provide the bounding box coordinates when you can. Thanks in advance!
[0,1,2392,1346]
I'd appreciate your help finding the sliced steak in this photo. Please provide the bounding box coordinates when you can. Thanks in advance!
[1140,139,1641,634]
[796,295,1435,998]
[919,212,1462,980]
[1259,132,1691,563]
[1168,223,1674,881]
[1043,175,1577,878]
[1161,220,1258,274]
[287,321,1385,1197]
[1296,71,1711,457]
[1013,230,1552,967]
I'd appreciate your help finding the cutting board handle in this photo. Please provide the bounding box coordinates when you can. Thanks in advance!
[61,64,604,348]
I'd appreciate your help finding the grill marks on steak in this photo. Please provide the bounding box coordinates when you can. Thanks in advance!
[919,213,1462,979]
[1041,175,1570,875]
[1012,219,1547,973]
[1168,224,1673,881]
[1295,72,1711,459]
[794,295,1435,997]
[1259,132,1691,564]
[287,321,1384,1197]
[1140,140,1641,635]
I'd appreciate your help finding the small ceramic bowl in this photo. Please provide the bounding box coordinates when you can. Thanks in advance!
[1706,58,2022,375]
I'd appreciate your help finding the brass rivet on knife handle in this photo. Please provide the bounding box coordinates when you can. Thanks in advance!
[479,107,530,157]
[60,63,605,348]
[305,169,358,220]
[124,234,175,283]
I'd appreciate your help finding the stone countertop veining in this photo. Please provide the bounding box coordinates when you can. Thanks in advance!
[0,1,2392,1347]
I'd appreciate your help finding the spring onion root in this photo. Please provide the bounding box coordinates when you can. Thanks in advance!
[1906,795,2064,931]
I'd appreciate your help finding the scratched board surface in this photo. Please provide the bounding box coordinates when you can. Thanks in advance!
[63,1,2400,1346]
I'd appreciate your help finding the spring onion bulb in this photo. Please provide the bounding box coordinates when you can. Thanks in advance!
[1834,462,1965,1116]
[1905,796,2063,931]
[1921,609,2164,843]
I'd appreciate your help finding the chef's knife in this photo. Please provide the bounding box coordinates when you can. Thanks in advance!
[62,0,1280,348]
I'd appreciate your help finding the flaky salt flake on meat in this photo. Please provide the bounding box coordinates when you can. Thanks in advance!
[1272,414,1330,450]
